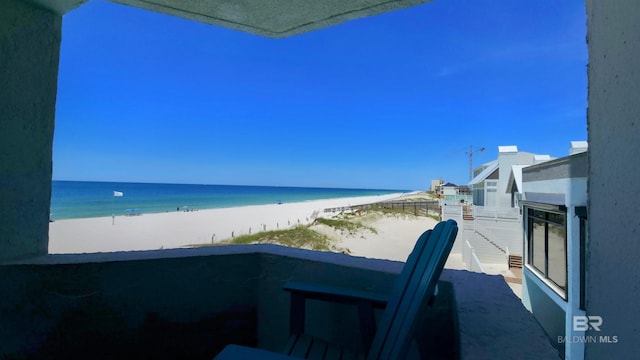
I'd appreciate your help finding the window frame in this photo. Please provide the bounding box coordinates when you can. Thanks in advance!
[484,181,498,208]
[524,201,568,300]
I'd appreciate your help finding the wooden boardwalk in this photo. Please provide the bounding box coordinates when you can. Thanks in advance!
[324,201,440,218]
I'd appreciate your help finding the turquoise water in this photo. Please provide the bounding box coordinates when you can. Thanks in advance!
[50,181,404,220]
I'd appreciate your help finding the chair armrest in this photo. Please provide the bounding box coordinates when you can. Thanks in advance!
[214,344,294,360]
[283,280,389,309]
[284,280,389,351]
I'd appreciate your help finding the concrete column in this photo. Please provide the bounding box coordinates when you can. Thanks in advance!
[586,0,640,358]
[0,0,61,261]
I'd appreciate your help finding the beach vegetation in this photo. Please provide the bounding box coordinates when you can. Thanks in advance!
[333,211,357,220]
[369,206,423,218]
[313,217,377,235]
[226,226,336,251]
[402,197,433,202]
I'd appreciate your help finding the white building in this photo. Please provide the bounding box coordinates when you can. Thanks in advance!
[440,182,458,196]
[469,146,553,218]
[518,148,588,359]
[430,178,443,193]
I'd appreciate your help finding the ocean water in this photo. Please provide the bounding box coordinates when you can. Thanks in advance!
[50,181,403,220]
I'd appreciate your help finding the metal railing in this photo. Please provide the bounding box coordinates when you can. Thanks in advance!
[473,206,520,220]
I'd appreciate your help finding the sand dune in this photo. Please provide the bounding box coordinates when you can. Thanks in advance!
[312,214,438,261]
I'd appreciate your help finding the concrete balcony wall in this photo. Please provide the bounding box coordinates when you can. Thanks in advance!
[0,249,261,357]
[1,244,560,359]
[0,245,399,357]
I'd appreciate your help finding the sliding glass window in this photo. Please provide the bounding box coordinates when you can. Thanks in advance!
[526,205,567,298]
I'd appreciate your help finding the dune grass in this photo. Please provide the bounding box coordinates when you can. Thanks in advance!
[313,217,377,235]
[227,226,334,251]
[200,215,376,252]
[195,207,433,252]
[369,206,423,218]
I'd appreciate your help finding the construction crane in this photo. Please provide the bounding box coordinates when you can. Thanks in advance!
[465,145,485,181]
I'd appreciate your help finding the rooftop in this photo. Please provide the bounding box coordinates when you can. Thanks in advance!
[498,146,518,154]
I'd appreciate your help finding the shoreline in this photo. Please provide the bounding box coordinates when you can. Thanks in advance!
[50,183,408,221]
[49,193,405,254]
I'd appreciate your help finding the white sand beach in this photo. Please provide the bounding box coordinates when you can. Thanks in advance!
[50,193,411,254]
[49,191,471,275]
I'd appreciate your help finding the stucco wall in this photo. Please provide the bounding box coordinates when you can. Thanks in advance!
[0,252,260,356]
[523,153,588,183]
[522,178,588,208]
[522,270,567,355]
[586,0,640,358]
[0,0,61,261]
[0,246,401,357]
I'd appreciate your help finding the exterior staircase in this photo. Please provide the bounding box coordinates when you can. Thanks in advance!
[508,255,523,269]
[464,230,507,265]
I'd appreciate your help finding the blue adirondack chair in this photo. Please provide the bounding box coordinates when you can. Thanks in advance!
[215,219,458,360]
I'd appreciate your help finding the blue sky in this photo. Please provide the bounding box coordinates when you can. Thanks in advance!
[53,0,587,190]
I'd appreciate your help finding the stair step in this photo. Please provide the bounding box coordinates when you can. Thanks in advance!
[508,255,523,268]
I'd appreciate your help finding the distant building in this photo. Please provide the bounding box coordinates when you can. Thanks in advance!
[440,182,458,196]
[435,182,473,204]
[430,178,443,192]
[468,145,553,213]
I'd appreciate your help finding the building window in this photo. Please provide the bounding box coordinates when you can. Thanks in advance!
[485,181,498,208]
[526,206,567,298]
[473,181,485,206]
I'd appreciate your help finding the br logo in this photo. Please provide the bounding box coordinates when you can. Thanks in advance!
[573,316,603,331]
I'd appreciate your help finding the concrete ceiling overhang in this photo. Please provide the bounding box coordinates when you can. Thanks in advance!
[25,0,432,38]
[25,0,89,14]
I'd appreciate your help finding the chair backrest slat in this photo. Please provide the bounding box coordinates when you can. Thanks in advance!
[367,229,432,358]
[385,220,457,359]
[367,220,458,360]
